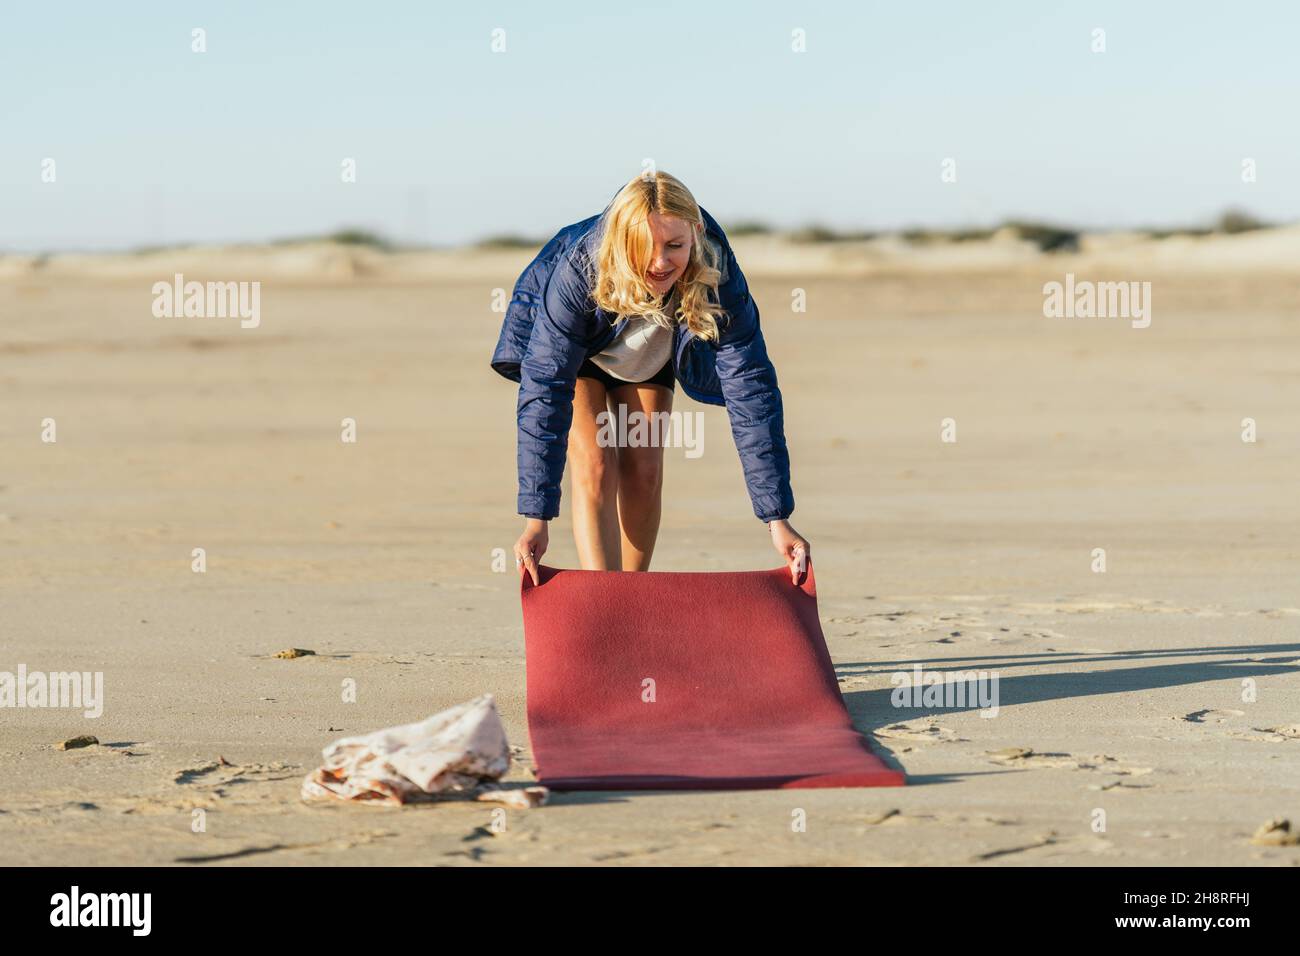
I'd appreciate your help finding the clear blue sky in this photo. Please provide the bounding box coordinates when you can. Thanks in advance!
[3,0,1297,251]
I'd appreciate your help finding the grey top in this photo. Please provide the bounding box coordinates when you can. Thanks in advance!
[588,287,680,382]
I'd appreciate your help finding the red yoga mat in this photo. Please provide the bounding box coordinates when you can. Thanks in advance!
[520,558,906,791]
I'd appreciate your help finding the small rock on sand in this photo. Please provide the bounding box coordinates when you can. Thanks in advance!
[1250,818,1300,846]
[56,735,99,750]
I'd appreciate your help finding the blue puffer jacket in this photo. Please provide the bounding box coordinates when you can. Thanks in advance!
[490,195,794,523]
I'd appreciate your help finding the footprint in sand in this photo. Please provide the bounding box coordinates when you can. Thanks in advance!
[875,719,965,744]
[1259,724,1300,738]
[1019,628,1072,642]
[1091,779,1151,792]
[1240,608,1300,619]
[853,809,941,829]
[863,808,901,825]
[830,609,1003,645]
[973,832,1115,862]
[870,810,1039,830]
[986,748,1152,775]
[173,759,302,795]
[1227,724,1300,743]
[971,832,1060,861]
[836,674,881,689]
[986,747,1082,769]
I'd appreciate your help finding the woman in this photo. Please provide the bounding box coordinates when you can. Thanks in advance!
[490,170,808,585]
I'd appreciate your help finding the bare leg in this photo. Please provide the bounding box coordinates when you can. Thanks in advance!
[569,376,623,569]
[608,381,672,571]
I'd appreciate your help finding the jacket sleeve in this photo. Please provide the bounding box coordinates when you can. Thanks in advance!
[712,241,796,522]
[516,250,595,519]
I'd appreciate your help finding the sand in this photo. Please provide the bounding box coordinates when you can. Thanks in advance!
[2,230,1299,865]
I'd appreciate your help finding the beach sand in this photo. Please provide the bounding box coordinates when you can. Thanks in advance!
[2,232,1299,865]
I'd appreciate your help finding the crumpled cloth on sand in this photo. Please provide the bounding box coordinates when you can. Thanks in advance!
[301,693,548,808]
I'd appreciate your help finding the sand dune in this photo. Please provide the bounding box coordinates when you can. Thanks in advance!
[5,224,1298,283]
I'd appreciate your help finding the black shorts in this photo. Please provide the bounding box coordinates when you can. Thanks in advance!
[576,356,675,392]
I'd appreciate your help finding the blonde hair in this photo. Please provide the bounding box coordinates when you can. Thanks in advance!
[589,170,727,343]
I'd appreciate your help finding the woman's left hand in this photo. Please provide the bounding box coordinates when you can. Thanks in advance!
[768,519,810,584]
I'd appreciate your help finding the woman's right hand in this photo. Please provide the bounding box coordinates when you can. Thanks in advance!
[515,518,549,586]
